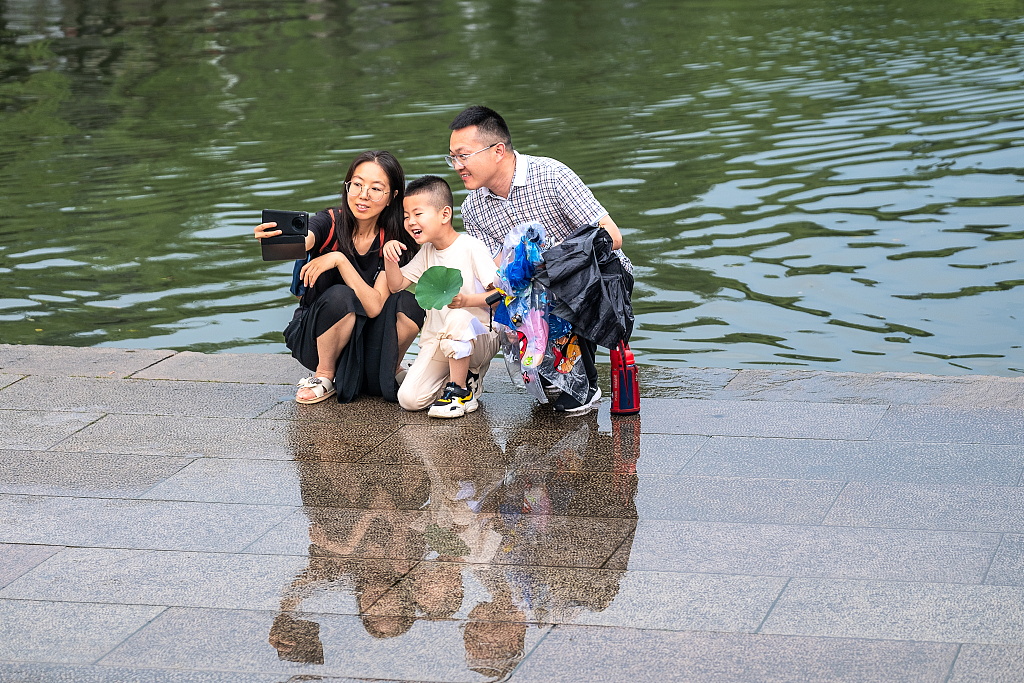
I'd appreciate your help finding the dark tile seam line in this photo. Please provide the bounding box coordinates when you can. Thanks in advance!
[124,350,180,379]
[0,547,64,592]
[753,576,792,635]
[598,523,637,570]
[1017,466,1024,487]
[235,507,308,555]
[0,490,302,510]
[0,375,30,389]
[672,435,713,475]
[355,427,420,463]
[41,412,110,452]
[509,621,558,679]
[132,458,204,500]
[0,406,283,420]
[979,533,1004,585]
[940,643,963,683]
[355,560,422,616]
[90,604,171,667]
[817,481,850,524]
[864,403,894,442]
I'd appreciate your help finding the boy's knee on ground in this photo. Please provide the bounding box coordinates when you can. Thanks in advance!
[397,382,434,411]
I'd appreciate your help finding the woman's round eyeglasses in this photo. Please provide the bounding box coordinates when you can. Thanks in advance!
[345,181,387,202]
[444,142,498,168]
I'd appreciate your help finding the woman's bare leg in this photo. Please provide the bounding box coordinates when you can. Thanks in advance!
[297,312,355,401]
[395,312,419,373]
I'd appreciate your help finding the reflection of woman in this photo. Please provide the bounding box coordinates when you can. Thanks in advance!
[269,418,433,660]
[254,150,424,404]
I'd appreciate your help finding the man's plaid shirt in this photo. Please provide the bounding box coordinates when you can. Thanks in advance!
[459,152,632,272]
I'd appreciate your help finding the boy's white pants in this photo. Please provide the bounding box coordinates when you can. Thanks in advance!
[397,325,500,411]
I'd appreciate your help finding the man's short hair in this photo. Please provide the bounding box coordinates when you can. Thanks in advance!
[449,106,512,149]
[405,175,454,211]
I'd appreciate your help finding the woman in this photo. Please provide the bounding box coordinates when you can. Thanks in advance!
[254,150,424,403]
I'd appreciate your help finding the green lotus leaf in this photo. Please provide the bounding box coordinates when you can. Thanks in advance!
[415,266,464,310]
[424,523,470,557]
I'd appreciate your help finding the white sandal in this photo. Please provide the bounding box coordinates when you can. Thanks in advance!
[296,376,336,404]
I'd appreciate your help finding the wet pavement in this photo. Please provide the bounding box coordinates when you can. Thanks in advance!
[0,343,1022,682]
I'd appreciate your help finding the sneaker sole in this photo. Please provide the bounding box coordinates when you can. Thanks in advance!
[557,388,602,416]
[427,399,478,419]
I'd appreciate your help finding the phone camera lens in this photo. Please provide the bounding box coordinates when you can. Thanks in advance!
[292,217,304,230]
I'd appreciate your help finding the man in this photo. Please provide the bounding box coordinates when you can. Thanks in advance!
[447,106,632,415]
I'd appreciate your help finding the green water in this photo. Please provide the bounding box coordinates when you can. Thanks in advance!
[2,0,1023,375]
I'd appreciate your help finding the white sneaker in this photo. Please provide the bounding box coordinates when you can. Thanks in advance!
[427,382,478,419]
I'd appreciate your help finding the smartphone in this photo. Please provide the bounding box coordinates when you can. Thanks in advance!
[260,209,309,261]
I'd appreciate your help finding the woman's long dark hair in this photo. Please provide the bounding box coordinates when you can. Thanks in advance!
[336,150,417,266]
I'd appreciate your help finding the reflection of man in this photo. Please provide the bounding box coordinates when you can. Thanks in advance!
[447,106,632,414]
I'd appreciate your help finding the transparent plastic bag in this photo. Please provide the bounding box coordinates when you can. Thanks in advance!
[537,329,590,404]
[495,222,557,403]
[497,323,548,402]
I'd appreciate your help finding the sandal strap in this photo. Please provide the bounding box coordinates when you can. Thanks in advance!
[296,376,334,397]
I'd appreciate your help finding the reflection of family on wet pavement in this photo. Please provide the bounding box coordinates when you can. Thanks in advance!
[270,407,641,679]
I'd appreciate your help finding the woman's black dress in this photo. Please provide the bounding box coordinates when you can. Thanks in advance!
[283,209,425,404]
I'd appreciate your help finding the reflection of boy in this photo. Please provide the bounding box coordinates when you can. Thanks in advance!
[384,175,499,418]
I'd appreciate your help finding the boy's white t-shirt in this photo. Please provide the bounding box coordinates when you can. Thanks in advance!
[401,233,498,331]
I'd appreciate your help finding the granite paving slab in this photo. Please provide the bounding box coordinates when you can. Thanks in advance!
[0,450,191,498]
[52,413,398,461]
[243,507,637,568]
[869,405,1024,445]
[634,476,843,524]
[0,543,62,589]
[0,599,166,665]
[0,495,295,552]
[718,369,1024,408]
[101,606,550,681]
[685,436,1024,486]
[132,350,306,384]
[948,644,1024,683]
[621,520,999,582]
[382,563,786,633]
[984,534,1024,586]
[633,366,739,399]
[139,458,303,506]
[0,548,312,612]
[358,418,653,476]
[2,345,1023,681]
[512,627,957,683]
[0,409,102,451]
[761,578,1024,644]
[0,376,285,418]
[0,344,174,379]
[824,482,1024,532]
[620,397,888,438]
[0,663,287,683]
[258,392,434,424]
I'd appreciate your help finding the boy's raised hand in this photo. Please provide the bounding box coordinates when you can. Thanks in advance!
[383,239,407,263]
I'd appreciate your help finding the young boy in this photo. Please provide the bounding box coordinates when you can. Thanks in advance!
[384,175,499,418]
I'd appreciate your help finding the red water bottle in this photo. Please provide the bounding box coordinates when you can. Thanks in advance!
[610,341,640,415]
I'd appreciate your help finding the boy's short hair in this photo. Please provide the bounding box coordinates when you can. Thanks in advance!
[405,175,454,211]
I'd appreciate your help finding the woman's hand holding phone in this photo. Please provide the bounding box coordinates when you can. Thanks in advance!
[254,222,282,240]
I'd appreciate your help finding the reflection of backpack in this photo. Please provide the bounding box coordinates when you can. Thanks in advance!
[289,208,341,298]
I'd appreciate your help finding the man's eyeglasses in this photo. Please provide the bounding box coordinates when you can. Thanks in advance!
[444,142,499,168]
[345,180,387,202]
